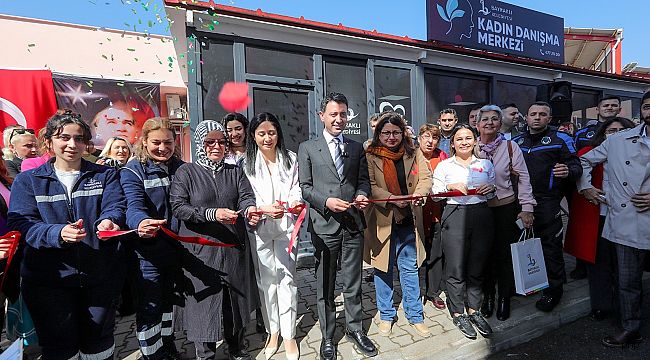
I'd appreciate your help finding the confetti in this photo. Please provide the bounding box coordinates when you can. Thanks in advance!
[127,48,136,51]
[102,54,108,59]
[28,43,36,47]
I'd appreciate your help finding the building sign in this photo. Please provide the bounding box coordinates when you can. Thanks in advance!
[426,0,564,63]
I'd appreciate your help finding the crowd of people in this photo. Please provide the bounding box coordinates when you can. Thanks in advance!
[0,91,647,360]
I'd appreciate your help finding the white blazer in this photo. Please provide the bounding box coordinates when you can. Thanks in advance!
[245,150,302,237]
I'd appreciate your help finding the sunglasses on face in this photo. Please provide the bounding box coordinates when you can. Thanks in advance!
[203,139,229,147]
[9,128,35,144]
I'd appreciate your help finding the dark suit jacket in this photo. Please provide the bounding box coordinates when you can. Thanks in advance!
[298,136,370,236]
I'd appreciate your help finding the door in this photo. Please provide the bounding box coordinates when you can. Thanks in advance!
[248,85,314,153]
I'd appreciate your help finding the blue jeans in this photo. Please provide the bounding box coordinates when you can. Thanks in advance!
[374,224,424,324]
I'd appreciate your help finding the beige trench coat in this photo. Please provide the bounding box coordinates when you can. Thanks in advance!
[364,150,433,272]
[578,124,650,249]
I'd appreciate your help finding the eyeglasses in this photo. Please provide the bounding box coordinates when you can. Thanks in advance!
[9,128,35,143]
[203,139,229,147]
[380,130,403,138]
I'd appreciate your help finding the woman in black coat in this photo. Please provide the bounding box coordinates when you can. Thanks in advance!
[170,120,261,360]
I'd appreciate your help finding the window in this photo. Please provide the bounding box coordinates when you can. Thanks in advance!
[612,96,641,123]
[572,90,599,128]
[325,62,368,143]
[252,88,309,152]
[245,46,314,80]
[496,81,538,114]
[425,73,489,124]
[201,41,234,121]
[374,66,412,122]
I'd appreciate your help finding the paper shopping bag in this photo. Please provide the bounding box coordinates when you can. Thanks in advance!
[511,230,549,296]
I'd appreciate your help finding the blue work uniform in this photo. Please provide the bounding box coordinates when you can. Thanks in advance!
[120,157,185,360]
[8,159,126,360]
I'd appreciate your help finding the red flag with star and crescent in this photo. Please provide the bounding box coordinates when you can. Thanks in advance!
[0,69,58,147]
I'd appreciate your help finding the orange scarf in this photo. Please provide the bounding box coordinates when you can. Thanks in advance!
[367,146,405,196]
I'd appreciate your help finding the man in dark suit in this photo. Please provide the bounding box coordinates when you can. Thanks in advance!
[298,93,377,359]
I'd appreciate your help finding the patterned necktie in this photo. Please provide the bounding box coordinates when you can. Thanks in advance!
[333,137,344,178]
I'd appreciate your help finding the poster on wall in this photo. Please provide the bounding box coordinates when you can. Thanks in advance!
[53,74,160,149]
[426,0,564,63]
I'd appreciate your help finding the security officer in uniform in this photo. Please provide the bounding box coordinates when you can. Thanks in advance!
[574,95,621,151]
[513,102,582,312]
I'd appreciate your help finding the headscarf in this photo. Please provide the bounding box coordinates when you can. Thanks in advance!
[478,133,504,161]
[194,120,227,172]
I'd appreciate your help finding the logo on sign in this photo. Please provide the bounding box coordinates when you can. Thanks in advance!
[436,0,474,39]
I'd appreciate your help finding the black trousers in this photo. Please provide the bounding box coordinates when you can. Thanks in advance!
[22,281,120,360]
[533,215,565,294]
[441,203,494,315]
[483,201,521,298]
[615,243,648,332]
[587,216,618,312]
[422,222,445,299]
[311,229,363,339]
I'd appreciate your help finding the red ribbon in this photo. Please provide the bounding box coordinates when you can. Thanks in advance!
[245,201,307,254]
[0,231,21,291]
[97,227,236,248]
[287,205,307,254]
[356,189,479,204]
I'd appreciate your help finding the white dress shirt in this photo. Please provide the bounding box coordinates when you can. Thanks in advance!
[432,155,496,205]
[322,129,344,165]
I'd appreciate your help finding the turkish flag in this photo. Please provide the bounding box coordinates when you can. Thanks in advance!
[0,69,58,147]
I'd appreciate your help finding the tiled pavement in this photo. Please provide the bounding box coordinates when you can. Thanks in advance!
[3,251,603,360]
[103,254,590,360]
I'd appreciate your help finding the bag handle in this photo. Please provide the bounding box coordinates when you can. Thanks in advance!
[517,228,536,242]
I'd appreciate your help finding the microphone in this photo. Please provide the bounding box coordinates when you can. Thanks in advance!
[341,142,349,158]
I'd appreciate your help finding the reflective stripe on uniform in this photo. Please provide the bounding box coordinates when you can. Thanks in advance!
[143,177,170,189]
[71,189,103,199]
[136,323,161,341]
[161,311,173,336]
[79,343,114,360]
[140,338,163,356]
[35,194,67,203]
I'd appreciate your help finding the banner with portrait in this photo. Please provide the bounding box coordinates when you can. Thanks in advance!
[52,74,160,149]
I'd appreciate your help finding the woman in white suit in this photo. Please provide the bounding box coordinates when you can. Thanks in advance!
[244,112,303,360]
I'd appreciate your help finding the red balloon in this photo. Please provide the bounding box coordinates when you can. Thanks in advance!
[218,82,251,112]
